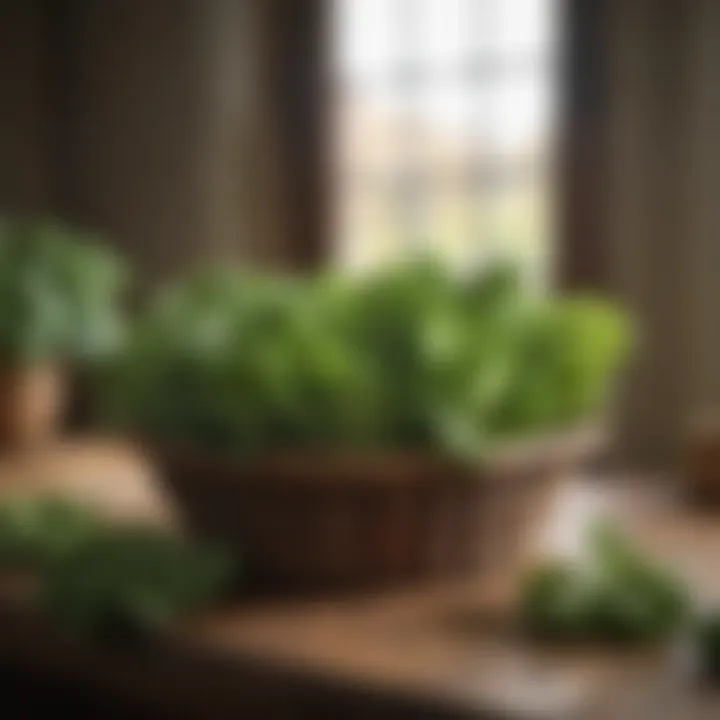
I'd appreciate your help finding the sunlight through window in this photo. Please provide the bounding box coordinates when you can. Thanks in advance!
[333,0,558,282]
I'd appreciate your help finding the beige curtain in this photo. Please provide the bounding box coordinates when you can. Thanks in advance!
[601,0,720,467]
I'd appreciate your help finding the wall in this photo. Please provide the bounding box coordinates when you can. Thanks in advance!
[0,2,54,215]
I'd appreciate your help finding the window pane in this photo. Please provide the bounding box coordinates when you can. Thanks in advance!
[333,0,558,282]
[335,0,397,81]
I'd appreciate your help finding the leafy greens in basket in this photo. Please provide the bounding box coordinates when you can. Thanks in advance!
[106,260,631,457]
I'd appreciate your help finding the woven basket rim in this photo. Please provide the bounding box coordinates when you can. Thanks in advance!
[147,421,605,488]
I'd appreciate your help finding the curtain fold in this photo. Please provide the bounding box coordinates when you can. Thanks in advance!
[243,0,329,270]
[601,0,720,467]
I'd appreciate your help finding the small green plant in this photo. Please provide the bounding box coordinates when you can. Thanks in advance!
[0,497,233,639]
[520,523,688,643]
[0,497,99,567]
[107,259,631,459]
[0,217,128,363]
[42,526,233,639]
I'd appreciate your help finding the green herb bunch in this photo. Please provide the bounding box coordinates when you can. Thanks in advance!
[520,523,688,643]
[0,497,232,639]
[107,259,631,458]
[0,497,100,567]
[42,526,232,639]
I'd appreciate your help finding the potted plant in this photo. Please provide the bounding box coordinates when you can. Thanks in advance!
[0,217,127,448]
[108,260,631,593]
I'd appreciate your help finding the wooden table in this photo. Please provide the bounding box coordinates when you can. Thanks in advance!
[0,442,720,718]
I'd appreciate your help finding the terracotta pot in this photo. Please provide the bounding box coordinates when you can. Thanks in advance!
[0,364,65,450]
[151,425,605,595]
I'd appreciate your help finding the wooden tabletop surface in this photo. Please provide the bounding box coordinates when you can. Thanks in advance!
[0,441,719,719]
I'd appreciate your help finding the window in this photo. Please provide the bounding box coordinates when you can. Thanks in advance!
[332,0,558,281]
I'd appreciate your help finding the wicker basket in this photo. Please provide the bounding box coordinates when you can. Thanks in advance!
[151,425,604,594]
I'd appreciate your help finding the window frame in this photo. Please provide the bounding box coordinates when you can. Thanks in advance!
[274,0,603,290]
